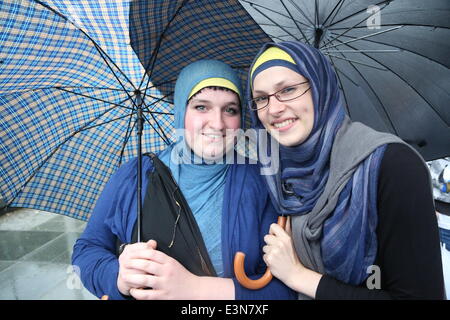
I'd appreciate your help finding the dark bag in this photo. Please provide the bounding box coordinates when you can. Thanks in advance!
[117,153,216,277]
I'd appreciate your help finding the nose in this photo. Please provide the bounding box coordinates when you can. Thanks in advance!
[208,109,225,131]
[267,95,286,116]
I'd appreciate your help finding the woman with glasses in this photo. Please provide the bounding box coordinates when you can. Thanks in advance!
[248,41,445,299]
[72,60,296,300]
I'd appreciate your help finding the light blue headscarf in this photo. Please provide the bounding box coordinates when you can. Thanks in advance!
[158,60,243,277]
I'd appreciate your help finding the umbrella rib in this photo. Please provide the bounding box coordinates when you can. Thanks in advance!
[56,87,134,111]
[327,0,392,29]
[34,0,137,92]
[285,0,315,26]
[248,3,301,41]
[279,0,312,45]
[334,39,450,127]
[321,2,393,49]
[141,99,172,146]
[138,0,190,94]
[322,0,345,27]
[322,26,403,50]
[328,31,450,71]
[327,52,398,134]
[326,49,401,53]
[324,53,388,71]
[7,97,133,206]
[141,113,172,146]
[314,0,319,27]
[241,0,311,28]
[329,23,450,31]
[327,57,352,116]
[92,42,139,110]
[118,115,137,168]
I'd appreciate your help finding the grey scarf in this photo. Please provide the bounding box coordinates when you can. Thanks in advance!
[291,117,426,299]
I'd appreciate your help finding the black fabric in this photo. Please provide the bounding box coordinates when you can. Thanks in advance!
[316,144,445,300]
[117,153,216,277]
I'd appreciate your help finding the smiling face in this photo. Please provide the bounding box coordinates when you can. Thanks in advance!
[184,87,241,160]
[252,66,315,147]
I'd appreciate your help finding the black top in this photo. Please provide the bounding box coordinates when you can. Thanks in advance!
[315,144,445,300]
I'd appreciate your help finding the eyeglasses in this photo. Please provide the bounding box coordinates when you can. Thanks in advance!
[248,81,310,111]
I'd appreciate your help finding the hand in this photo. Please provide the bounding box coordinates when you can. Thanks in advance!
[127,241,200,300]
[262,217,305,288]
[117,239,157,296]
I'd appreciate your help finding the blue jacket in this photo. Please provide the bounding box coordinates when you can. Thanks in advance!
[72,155,296,300]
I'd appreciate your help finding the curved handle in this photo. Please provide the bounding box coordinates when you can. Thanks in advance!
[233,216,287,290]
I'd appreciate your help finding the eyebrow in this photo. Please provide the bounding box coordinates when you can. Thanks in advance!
[253,80,289,94]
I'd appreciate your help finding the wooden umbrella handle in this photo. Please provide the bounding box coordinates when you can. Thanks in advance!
[233,216,287,290]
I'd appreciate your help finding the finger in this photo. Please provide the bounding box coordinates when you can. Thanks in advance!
[130,288,162,300]
[147,239,157,249]
[121,273,156,289]
[126,259,161,275]
[269,223,288,237]
[264,234,277,245]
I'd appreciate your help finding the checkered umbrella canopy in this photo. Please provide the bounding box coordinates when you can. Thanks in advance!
[0,0,271,220]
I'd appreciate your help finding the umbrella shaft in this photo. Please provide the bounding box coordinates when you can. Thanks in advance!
[136,93,143,242]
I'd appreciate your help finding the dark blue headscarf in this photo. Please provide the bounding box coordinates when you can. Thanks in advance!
[248,41,386,285]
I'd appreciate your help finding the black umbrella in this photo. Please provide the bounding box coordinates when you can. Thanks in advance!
[239,0,450,160]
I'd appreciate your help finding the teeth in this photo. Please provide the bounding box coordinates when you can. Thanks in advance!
[203,133,223,139]
[273,119,296,128]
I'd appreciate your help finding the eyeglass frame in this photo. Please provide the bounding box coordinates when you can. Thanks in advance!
[248,81,311,111]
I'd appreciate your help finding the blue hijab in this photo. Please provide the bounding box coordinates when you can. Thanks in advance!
[248,42,386,285]
[158,60,243,277]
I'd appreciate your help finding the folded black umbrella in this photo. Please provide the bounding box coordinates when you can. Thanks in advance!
[126,153,216,277]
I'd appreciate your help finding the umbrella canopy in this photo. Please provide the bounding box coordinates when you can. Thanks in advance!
[240,0,450,160]
[2,0,449,223]
[0,0,270,220]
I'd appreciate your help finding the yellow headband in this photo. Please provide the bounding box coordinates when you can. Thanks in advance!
[250,47,296,80]
[188,77,241,99]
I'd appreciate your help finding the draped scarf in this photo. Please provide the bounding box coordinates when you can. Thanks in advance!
[248,41,402,286]
[159,60,243,276]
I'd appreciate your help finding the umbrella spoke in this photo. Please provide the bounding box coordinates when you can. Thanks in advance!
[34,0,137,92]
[56,87,134,111]
[246,2,301,42]
[326,49,401,53]
[241,0,312,28]
[93,42,139,110]
[333,39,450,127]
[327,0,392,29]
[141,113,172,146]
[324,53,388,71]
[329,31,450,71]
[141,99,172,145]
[321,2,393,49]
[322,26,403,50]
[329,23,450,31]
[328,57,351,116]
[314,0,319,28]
[139,0,190,97]
[286,0,315,26]
[8,96,132,205]
[328,52,398,135]
[118,115,137,168]
[322,0,346,27]
[280,0,311,45]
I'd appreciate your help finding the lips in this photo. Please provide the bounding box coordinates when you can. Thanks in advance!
[271,118,298,129]
[202,132,225,141]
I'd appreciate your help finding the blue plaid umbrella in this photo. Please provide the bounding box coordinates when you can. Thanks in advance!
[0,0,270,221]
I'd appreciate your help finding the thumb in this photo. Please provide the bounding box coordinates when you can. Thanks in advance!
[147,239,157,249]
